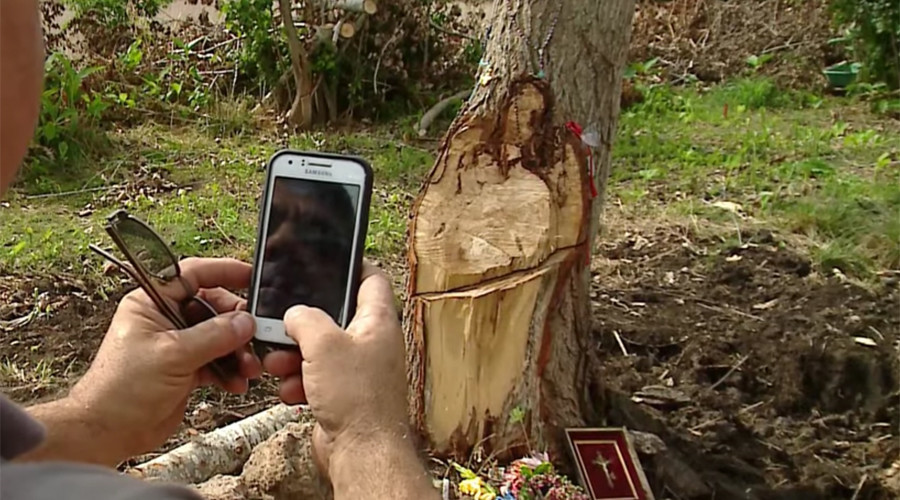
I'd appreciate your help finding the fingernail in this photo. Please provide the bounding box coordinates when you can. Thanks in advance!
[230,312,255,340]
[284,305,308,322]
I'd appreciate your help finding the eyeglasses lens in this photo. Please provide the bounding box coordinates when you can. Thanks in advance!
[116,219,178,280]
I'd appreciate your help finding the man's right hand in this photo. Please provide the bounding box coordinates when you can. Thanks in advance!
[262,264,411,476]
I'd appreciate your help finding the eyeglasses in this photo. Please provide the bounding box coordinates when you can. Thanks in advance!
[89,209,239,381]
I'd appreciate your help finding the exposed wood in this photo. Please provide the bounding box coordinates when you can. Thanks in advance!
[337,18,356,39]
[278,0,314,128]
[322,0,377,15]
[404,0,635,461]
[415,89,471,137]
[128,405,308,485]
[194,422,330,500]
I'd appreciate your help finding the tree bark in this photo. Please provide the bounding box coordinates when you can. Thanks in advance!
[404,0,635,461]
[278,0,314,128]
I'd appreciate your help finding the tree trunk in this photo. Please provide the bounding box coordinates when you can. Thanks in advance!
[278,0,314,128]
[404,0,635,461]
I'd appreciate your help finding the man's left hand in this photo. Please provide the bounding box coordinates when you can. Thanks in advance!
[65,257,262,463]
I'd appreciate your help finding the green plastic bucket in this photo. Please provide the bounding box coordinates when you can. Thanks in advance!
[824,62,861,89]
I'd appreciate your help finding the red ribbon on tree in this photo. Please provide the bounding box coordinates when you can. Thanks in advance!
[566,121,598,267]
[566,121,599,198]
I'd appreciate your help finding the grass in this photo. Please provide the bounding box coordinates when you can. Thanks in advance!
[2,116,429,282]
[611,77,900,277]
[2,76,898,287]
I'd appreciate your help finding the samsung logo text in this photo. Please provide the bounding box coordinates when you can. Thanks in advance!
[304,168,332,177]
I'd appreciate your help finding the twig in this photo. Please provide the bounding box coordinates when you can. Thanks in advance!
[24,184,126,199]
[210,218,236,246]
[697,302,763,321]
[738,400,766,414]
[850,474,867,500]
[709,355,750,391]
[868,326,884,340]
[429,20,477,41]
[373,29,401,96]
[613,330,630,356]
[761,40,803,55]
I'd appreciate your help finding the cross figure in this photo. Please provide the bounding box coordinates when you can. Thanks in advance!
[593,451,616,488]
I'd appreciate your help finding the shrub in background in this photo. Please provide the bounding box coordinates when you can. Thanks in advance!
[831,0,900,88]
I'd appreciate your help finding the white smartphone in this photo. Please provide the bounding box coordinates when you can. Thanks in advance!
[248,150,372,349]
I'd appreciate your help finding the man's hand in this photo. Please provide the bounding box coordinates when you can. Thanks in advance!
[264,264,438,500]
[23,258,263,466]
[264,263,409,465]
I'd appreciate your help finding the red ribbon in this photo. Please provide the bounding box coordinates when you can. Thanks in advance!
[566,121,598,199]
[566,121,597,267]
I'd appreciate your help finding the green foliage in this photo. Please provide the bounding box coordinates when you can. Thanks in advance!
[221,0,287,90]
[64,0,172,28]
[29,53,109,179]
[746,53,774,71]
[831,0,900,88]
[508,406,526,425]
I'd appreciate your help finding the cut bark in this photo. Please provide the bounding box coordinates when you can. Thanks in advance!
[404,0,635,461]
[128,404,309,485]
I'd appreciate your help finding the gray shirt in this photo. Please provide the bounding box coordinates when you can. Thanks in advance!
[0,394,201,499]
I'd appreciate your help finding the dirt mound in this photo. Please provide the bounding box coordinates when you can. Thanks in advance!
[591,223,899,498]
[630,0,841,86]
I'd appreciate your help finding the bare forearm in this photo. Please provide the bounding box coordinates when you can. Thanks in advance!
[19,397,126,467]
[329,430,439,500]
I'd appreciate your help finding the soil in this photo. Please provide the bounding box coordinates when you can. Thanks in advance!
[590,220,899,498]
[2,215,897,497]
[0,274,281,464]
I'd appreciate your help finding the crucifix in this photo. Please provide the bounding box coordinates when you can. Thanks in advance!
[593,451,616,488]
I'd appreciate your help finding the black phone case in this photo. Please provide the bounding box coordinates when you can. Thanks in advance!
[248,149,374,355]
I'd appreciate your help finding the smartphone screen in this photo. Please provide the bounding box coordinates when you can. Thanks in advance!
[254,177,361,323]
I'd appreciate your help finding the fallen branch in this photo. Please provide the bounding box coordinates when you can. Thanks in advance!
[128,404,308,485]
[414,89,471,137]
[429,20,477,42]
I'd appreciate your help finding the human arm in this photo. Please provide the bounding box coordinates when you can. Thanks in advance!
[264,264,440,500]
[18,258,263,467]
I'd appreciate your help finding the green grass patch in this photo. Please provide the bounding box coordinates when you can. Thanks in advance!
[613,77,900,277]
[2,122,430,281]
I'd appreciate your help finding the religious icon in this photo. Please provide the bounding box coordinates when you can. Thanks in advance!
[564,428,654,500]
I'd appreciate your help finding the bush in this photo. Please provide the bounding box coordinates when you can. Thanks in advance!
[63,0,170,28]
[31,53,108,164]
[831,0,900,88]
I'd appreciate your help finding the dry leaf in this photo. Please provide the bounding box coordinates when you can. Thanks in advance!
[726,255,743,262]
[711,201,744,214]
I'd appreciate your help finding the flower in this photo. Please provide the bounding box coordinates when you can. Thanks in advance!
[459,477,496,500]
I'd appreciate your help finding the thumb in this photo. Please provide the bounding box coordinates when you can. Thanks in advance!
[174,311,255,369]
[284,305,343,358]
